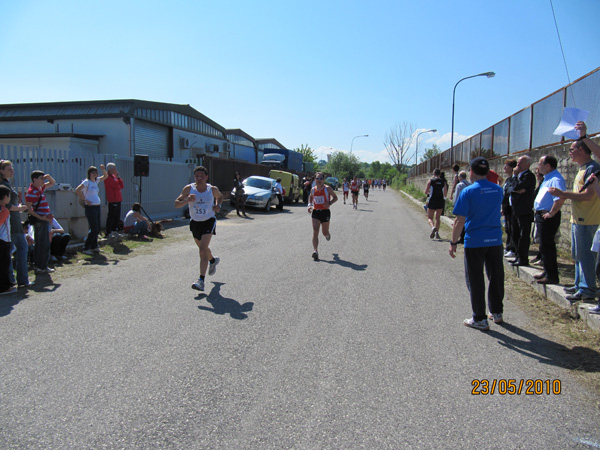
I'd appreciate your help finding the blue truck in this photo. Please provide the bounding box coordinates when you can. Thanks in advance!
[261,148,303,172]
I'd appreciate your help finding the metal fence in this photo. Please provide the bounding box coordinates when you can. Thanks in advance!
[411,66,600,176]
[0,145,199,220]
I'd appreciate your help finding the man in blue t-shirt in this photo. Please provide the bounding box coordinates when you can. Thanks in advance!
[450,157,505,331]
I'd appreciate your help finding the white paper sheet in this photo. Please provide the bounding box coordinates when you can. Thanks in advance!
[553,107,589,140]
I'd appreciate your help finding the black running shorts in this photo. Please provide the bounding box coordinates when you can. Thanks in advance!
[311,209,331,223]
[190,217,216,240]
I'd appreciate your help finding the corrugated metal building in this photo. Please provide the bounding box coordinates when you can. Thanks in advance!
[0,99,229,162]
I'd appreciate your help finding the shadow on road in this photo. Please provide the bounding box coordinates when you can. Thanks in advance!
[319,253,367,271]
[489,322,600,372]
[196,282,254,320]
[0,277,61,317]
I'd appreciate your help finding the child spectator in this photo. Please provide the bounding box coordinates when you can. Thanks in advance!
[123,203,151,239]
[0,185,16,295]
[50,218,71,262]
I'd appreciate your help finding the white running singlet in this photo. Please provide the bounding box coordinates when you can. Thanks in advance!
[189,183,216,222]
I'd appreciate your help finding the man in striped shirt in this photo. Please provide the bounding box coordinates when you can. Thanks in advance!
[25,170,56,273]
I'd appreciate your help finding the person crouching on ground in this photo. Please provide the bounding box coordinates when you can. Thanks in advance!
[123,203,151,239]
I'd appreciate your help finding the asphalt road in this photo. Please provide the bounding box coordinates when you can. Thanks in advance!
[2,189,600,449]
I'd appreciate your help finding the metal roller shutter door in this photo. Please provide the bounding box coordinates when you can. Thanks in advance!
[134,120,169,159]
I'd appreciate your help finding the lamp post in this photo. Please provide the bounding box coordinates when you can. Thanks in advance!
[415,129,437,165]
[451,72,495,157]
[350,134,368,153]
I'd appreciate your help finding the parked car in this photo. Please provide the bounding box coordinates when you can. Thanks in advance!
[268,170,301,203]
[230,176,281,211]
[324,177,340,190]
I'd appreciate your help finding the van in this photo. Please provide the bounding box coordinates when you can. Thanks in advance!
[268,170,301,203]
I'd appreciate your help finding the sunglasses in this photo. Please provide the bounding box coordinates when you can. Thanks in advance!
[315,177,323,180]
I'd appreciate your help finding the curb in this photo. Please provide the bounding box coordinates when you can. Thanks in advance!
[398,189,600,332]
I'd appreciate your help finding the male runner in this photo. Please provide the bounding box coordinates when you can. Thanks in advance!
[363,179,370,201]
[350,176,360,209]
[175,166,223,291]
[308,172,338,260]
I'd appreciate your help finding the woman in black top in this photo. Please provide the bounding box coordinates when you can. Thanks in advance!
[233,172,247,217]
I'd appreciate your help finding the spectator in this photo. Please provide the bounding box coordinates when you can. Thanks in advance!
[502,159,518,259]
[530,166,545,265]
[123,203,151,239]
[232,172,247,217]
[103,162,124,237]
[532,155,566,285]
[453,171,470,244]
[509,155,536,267]
[449,164,460,201]
[0,160,32,288]
[275,178,284,211]
[0,185,16,295]
[76,165,108,254]
[25,170,56,274]
[449,157,505,330]
[549,137,600,301]
[50,218,71,263]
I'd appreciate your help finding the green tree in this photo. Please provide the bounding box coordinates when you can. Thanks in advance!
[420,144,441,163]
[294,144,317,171]
[326,151,362,181]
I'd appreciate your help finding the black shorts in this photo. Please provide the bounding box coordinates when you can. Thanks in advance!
[428,198,445,210]
[311,209,331,223]
[351,190,359,196]
[190,217,216,240]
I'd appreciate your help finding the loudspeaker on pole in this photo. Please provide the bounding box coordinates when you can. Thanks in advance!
[134,154,149,177]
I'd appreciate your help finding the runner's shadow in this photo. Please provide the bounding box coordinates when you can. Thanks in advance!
[321,253,367,271]
[197,282,254,320]
[488,322,600,372]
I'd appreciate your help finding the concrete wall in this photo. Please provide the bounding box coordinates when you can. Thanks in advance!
[409,137,600,252]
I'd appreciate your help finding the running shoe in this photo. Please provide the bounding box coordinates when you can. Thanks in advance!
[312,251,319,261]
[563,286,578,294]
[208,257,220,276]
[0,287,17,295]
[430,227,437,239]
[488,312,503,324]
[435,232,441,240]
[192,278,205,291]
[325,234,331,241]
[588,305,600,315]
[463,317,490,330]
[82,249,94,255]
[504,251,516,258]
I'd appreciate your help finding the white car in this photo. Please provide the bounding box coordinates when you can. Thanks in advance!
[231,176,281,211]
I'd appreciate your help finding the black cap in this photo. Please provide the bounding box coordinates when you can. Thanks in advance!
[470,156,489,169]
[470,156,490,175]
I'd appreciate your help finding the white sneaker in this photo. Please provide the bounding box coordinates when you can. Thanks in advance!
[192,278,205,291]
[504,251,516,258]
[488,312,503,324]
[430,227,437,239]
[208,257,220,276]
[463,317,490,330]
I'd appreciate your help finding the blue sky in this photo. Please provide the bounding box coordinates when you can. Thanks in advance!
[1,0,598,163]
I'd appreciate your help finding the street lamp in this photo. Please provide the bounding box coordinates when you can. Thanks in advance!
[350,134,369,153]
[450,72,495,158]
[415,129,437,165]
